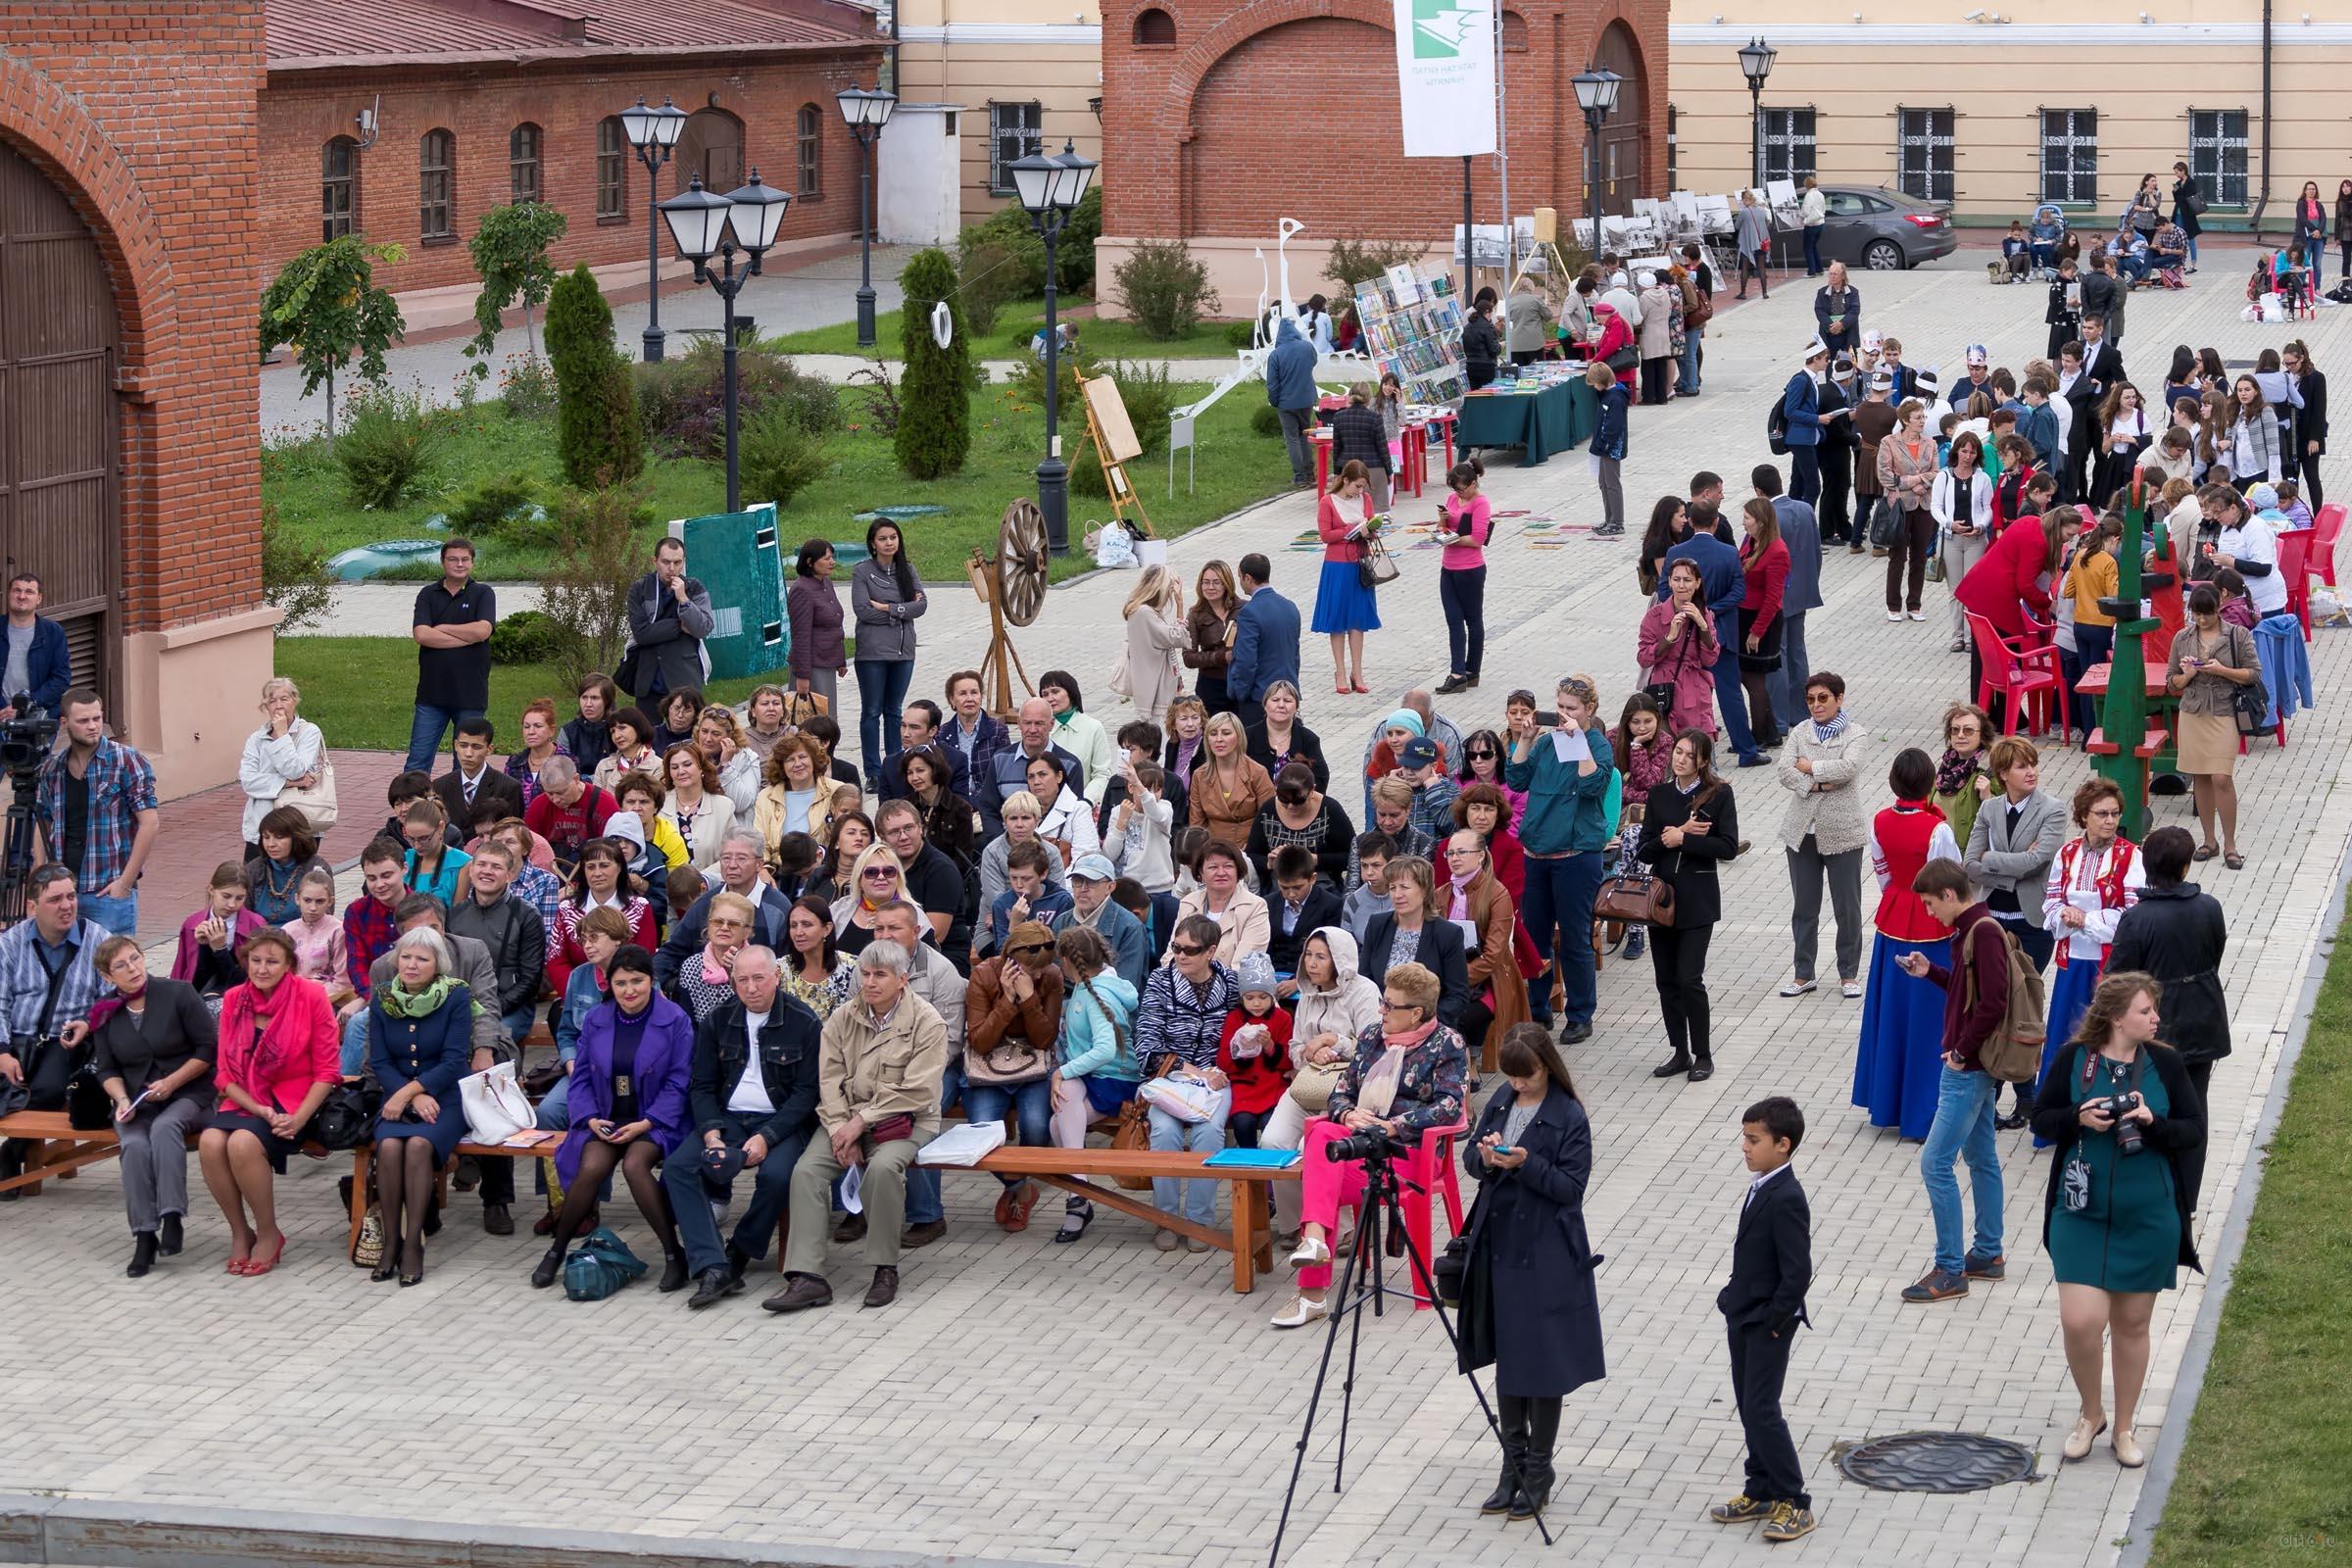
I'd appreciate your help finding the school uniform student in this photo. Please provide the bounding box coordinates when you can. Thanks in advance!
[1709,1096,1816,1544]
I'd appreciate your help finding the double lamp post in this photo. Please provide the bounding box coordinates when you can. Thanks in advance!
[1006,137,1098,556]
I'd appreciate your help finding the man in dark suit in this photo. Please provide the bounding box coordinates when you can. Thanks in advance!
[432,717,523,828]
[1711,1096,1815,1544]
[1225,552,1300,732]
[1263,846,1345,983]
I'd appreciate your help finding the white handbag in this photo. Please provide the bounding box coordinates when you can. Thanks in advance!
[276,757,339,832]
[459,1060,533,1143]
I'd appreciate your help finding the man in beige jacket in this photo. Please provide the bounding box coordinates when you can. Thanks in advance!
[766,941,947,1312]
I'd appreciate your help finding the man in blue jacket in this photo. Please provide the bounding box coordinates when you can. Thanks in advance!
[1656,512,1766,767]
[1264,317,1320,488]
[1226,553,1300,732]
[0,573,73,719]
[1781,339,1837,508]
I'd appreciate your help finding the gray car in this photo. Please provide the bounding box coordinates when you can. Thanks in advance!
[1773,185,1958,271]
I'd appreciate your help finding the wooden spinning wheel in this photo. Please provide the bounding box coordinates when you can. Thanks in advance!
[967,499,1051,716]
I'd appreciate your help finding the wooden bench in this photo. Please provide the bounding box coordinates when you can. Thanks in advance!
[344,1131,565,1255]
[0,1110,143,1197]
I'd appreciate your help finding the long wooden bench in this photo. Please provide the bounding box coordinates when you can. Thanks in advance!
[0,1110,157,1196]
[343,1130,564,1256]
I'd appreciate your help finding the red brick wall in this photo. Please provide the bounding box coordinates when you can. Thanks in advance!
[1103,0,1669,245]
[259,50,887,296]
[0,2,266,635]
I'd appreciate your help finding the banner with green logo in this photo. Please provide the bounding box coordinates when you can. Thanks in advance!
[1394,0,1496,157]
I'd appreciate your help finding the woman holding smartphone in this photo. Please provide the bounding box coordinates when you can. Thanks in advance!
[1437,462,1492,696]
[2165,583,2259,868]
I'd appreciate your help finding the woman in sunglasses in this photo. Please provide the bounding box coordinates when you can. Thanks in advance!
[829,843,928,958]
[1454,729,1525,832]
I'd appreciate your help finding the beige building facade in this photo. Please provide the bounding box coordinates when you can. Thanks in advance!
[891,2,1104,224]
[1667,5,2352,230]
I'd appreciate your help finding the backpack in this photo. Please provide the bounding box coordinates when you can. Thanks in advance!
[1956,918,2047,1084]
[1766,398,1790,456]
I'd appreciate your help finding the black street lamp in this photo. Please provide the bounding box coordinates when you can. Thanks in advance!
[660,170,792,512]
[1571,65,1621,264]
[1008,137,1098,556]
[835,84,898,349]
[1738,37,1776,190]
[619,94,688,363]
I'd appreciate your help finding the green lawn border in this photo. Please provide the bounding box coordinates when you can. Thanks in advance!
[2125,828,2352,1566]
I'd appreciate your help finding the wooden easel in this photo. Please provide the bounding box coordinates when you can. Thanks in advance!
[1075,368,1155,538]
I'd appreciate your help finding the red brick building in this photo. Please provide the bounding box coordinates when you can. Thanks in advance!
[0,2,273,795]
[260,0,889,295]
[1097,0,1669,309]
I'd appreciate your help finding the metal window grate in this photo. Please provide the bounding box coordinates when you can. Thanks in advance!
[2188,109,2248,208]
[2039,109,2097,205]
[988,101,1043,195]
[1898,108,1954,205]
[1763,108,1816,186]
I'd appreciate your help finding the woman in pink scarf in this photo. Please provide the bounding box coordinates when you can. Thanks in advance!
[1269,960,1468,1330]
[197,929,338,1275]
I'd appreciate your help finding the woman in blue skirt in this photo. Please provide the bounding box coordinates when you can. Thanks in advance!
[2034,778,2144,1146]
[1311,460,1383,694]
[1852,749,1962,1140]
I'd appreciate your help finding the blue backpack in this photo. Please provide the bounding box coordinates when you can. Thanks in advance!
[562,1227,650,1301]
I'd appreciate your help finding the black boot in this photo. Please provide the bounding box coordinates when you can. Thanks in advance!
[158,1213,183,1255]
[529,1242,564,1290]
[1482,1396,1530,1514]
[1508,1397,1561,1521]
[126,1232,159,1278]
[659,1250,690,1293]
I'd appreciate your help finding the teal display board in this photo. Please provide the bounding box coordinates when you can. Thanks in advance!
[677,504,787,680]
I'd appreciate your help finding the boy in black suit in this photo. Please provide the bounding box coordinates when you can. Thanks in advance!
[1711,1097,1816,1544]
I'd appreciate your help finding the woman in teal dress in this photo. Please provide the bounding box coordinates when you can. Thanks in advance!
[2030,970,2206,1473]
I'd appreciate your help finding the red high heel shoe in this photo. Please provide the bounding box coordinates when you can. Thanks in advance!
[243,1235,287,1276]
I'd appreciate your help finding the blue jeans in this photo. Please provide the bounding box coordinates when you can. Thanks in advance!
[1679,325,1703,393]
[1919,1064,2003,1273]
[1523,851,1605,1028]
[1711,610,1761,759]
[1767,611,1810,734]
[903,1054,965,1226]
[1802,224,1824,275]
[962,1079,1053,1189]
[499,1004,536,1050]
[855,659,915,783]
[1150,1082,1232,1224]
[2030,241,2053,273]
[405,704,486,773]
[663,1113,810,1275]
[79,891,137,939]
[340,1009,370,1075]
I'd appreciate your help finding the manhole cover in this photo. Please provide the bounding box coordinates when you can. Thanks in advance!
[1836,1431,2039,1494]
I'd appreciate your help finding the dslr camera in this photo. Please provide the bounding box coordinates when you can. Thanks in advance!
[1325,1127,1409,1165]
[2085,1091,2146,1157]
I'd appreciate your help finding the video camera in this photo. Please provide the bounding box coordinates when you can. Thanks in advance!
[0,697,56,773]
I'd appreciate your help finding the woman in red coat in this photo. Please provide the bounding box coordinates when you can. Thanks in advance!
[1589,302,1637,390]
[1735,499,1792,747]
[1956,504,2075,714]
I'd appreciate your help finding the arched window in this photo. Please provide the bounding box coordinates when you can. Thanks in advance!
[510,122,543,203]
[597,116,627,220]
[797,103,822,197]
[419,128,455,240]
[321,136,357,242]
[1133,7,1175,45]
[1500,10,1529,50]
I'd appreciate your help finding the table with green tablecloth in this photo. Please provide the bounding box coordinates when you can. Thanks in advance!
[1451,378,1598,466]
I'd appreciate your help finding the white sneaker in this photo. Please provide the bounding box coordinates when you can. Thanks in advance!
[1778,979,1818,998]
[1886,611,1904,622]
[1841,978,1865,1000]
[1907,611,1929,622]
[1270,1295,1330,1330]
[1287,1234,1331,1270]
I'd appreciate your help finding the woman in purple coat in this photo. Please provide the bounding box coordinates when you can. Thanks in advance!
[533,944,694,1292]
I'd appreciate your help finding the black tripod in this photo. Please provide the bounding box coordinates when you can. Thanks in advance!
[0,761,38,927]
[1266,1144,1554,1566]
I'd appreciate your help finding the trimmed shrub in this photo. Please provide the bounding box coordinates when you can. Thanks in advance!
[896,247,972,479]
[487,608,571,665]
[635,341,841,460]
[740,405,833,509]
[545,265,645,489]
[1111,240,1219,340]
[335,384,441,510]
[448,471,556,547]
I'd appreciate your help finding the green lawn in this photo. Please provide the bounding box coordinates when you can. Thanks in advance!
[2146,909,2352,1567]
[273,638,775,752]
[265,378,1296,588]
[760,297,1245,362]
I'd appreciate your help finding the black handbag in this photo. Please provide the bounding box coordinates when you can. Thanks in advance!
[66,1060,113,1131]
[2231,679,2271,736]
[313,1079,382,1152]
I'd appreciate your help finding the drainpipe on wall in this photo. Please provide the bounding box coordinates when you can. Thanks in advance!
[2250,0,2272,233]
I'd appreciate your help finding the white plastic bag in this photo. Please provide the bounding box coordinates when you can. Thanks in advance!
[1090,520,1135,569]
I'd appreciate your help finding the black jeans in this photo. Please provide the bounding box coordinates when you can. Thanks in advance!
[1641,356,1672,406]
[1441,565,1487,677]
[1228,1109,1269,1149]
[1885,508,1936,613]
[1729,1319,1809,1508]
[1649,923,1713,1062]
[1788,446,1820,506]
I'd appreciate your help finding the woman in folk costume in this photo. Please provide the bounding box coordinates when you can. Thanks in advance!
[1852,748,1963,1140]
[2035,777,2145,1145]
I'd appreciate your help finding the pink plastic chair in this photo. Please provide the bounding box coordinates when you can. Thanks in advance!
[1342,1116,1468,1311]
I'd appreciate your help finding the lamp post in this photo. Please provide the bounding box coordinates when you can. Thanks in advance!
[835,84,897,349]
[1738,37,1776,190]
[1008,137,1098,555]
[1571,65,1621,264]
[619,94,688,363]
[659,170,792,512]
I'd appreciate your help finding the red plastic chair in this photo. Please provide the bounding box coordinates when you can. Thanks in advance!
[2277,526,2314,640]
[2310,504,2345,589]
[1343,1115,1468,1311]
[1966,609,2068,743]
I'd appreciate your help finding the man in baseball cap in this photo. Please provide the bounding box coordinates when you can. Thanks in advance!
[1396,736,1460,847]
[1052,852,1150,988]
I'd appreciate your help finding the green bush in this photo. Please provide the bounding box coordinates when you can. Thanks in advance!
[740,404,833,510]
[447,471,556,547]
[635,340,841,459]
[1225,320,1259,350]
[1111,240,1220,340]
[958,203,1048,295]
[486,608,572,666]
[335,384,442,510]
[1070,439,1107,498]
[1105,358,1175,454]
[260,500,334,632]
[498,353,557,419]
[896,247,972,479]
[545,265,644,488]
[954,239,1022,336]
[1057,187,1103,295]
[1250,404,1283,437]
[1323,234,1435,293]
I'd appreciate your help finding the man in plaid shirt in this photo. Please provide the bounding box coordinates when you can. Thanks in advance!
[31,689,158,939]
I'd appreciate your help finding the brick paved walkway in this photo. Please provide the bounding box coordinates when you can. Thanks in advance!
[15,268,2350,1567]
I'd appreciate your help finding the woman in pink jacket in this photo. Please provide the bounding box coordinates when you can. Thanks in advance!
[1637,557,1721,738]
[196,930,340,1276]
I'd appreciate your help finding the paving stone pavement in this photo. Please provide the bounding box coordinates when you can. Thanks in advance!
[16,267,2352,1567]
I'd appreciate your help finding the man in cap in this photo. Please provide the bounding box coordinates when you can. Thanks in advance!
[1396,737,1461,847]
[1052,853,1150,989]
[1817,353,1857,545]
[1781,339,1842,509]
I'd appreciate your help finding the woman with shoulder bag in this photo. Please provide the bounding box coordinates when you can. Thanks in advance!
[1262,926,1384,1244]
[1439,828,1531,1074]
[1458,1022,1604,1522]
[2031,970,2206,1469]
[1637,559,1720,739]
[2166,582,2260,868]
[1634,731,1740,1083]
[1185,562,1241,715]
[2170,162,2205,273]
[237,677,328,858]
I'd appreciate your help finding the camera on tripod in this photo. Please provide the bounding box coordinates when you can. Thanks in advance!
[0,694,57,929]
[1324,1127,1409,1164]
[0,697,55,773]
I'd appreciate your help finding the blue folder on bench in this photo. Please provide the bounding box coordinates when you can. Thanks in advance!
[1203,1149,1301,1170]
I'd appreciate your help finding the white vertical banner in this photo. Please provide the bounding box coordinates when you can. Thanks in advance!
[1393,0,1498,158]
